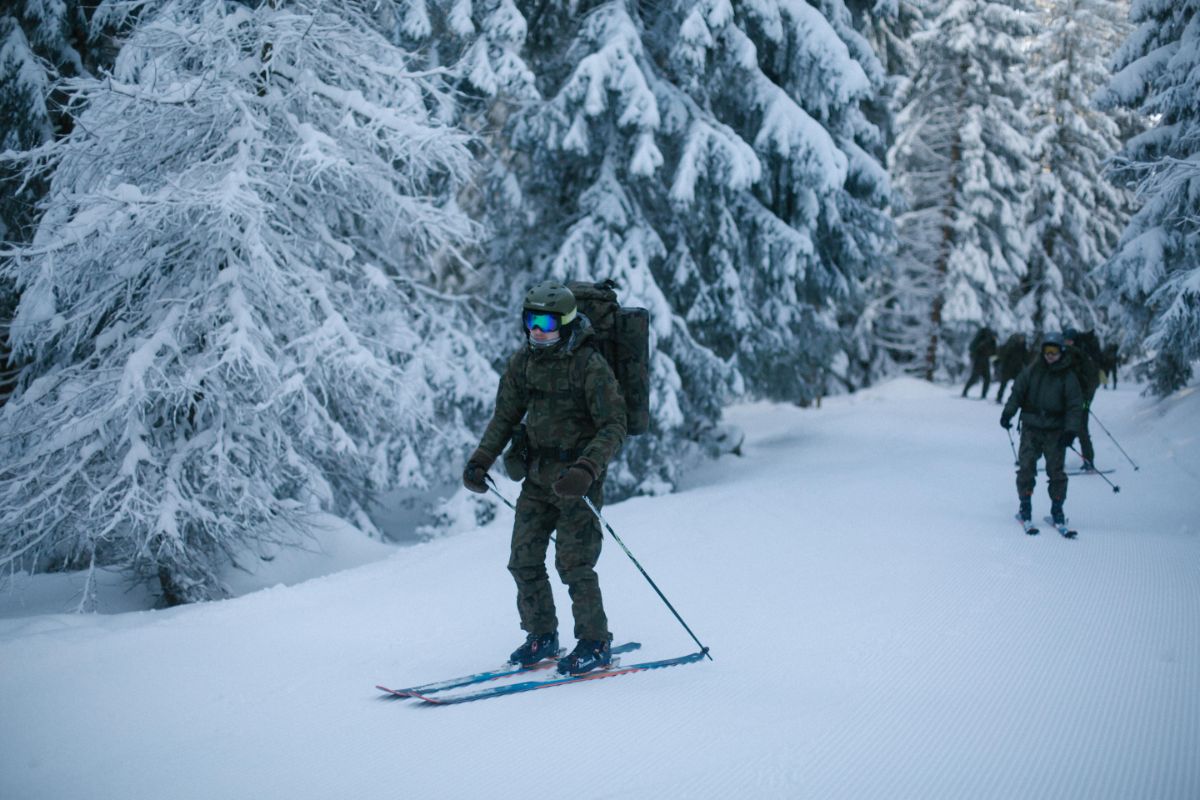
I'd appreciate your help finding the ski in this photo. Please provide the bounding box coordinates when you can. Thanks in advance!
[1065,468,1116,477]
[1016,513,1039,536]
[405,649,707,706]
[376,642,642,698]
[1044,516,1078,539]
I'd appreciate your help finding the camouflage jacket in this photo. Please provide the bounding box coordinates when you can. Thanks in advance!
[476,317,627,486]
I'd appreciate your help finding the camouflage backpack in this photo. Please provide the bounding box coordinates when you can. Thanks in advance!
[567,280,651,436]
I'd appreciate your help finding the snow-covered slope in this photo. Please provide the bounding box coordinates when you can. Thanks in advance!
[2,378,1197,799]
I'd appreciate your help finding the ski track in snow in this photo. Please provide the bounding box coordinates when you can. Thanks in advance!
[1,378,1198,799]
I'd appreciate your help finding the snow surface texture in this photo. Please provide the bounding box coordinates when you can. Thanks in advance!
[1,378,1197,799]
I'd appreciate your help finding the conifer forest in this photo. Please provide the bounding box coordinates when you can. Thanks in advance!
[1,0,1197,602]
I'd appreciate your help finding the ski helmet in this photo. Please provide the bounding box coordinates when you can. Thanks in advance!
[522,280,577,325]
[1042,331,1065,351]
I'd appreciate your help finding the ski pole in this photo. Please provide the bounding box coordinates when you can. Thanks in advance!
[1070,445,1120,493]
[1089,409,1140,471]
[583,496,713,661]
[1006,426,1019,466]
[485,475,516,512]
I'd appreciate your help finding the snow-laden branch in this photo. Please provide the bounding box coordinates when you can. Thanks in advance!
[0,0,495,603]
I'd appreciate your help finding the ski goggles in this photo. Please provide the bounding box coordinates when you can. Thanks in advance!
[523,310,562,333]
[1042,344,1062,356]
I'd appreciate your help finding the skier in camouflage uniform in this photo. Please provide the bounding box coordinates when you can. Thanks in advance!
[463,280,627,675]
[1063,328,1100,471]
[1000,332,1084,526]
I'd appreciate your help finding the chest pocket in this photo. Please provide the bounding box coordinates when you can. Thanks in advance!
[520,350,592,420]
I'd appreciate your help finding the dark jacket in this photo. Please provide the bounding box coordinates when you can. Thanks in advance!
[476,316,627,487]
[1068,347,1100,402]
[996,335,1029,381]
[1002,354,1084,433]
[969,328,997,363]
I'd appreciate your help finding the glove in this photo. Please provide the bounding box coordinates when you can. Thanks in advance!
[1000,415,1013,430]
[462,448,494,494]
[552,458,599,499]
[1058,431,1077,449]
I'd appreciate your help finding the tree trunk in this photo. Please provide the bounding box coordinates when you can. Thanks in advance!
[925,130,961,381]
[925,66,967,381]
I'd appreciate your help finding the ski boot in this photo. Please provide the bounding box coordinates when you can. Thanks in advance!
[1051,502,1066,527]
[509,632,559,667]
[1019,496,1032,523]
[557,638,612,675]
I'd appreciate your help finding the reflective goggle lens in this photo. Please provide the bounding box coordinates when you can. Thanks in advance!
[1043,345,1061,355]
[523,311,560,332]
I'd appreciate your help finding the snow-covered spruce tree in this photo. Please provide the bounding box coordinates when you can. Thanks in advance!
[378,0,538,350]
[2,4,135,410]
[723,0,894,396]
[850,0,921,377]
[0,0,491,605]
[413,1,891,495]
[395,2,723,496]
[887,0,1036,380]
[0,2,131,238]
[2,2,87,408]
[492,2,736,496]
[384,0,534,104]
[847,0,922,164]
[1021,0,1132,335]
[1,1,82,242]
[1096,0,1200,395]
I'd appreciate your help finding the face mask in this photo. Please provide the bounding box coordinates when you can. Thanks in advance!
[529,331,561,348]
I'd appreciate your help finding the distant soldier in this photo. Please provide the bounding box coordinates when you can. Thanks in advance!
[1098,342,1120,390]
[962,326,997,399]
[994,333,1029,405]
[1001,332,1084,527]
[1064,328,1101,471]
[462,280,627,675]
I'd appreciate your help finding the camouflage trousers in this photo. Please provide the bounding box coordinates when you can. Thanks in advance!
[507,475,609,642]
[1016,427,1068,504]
